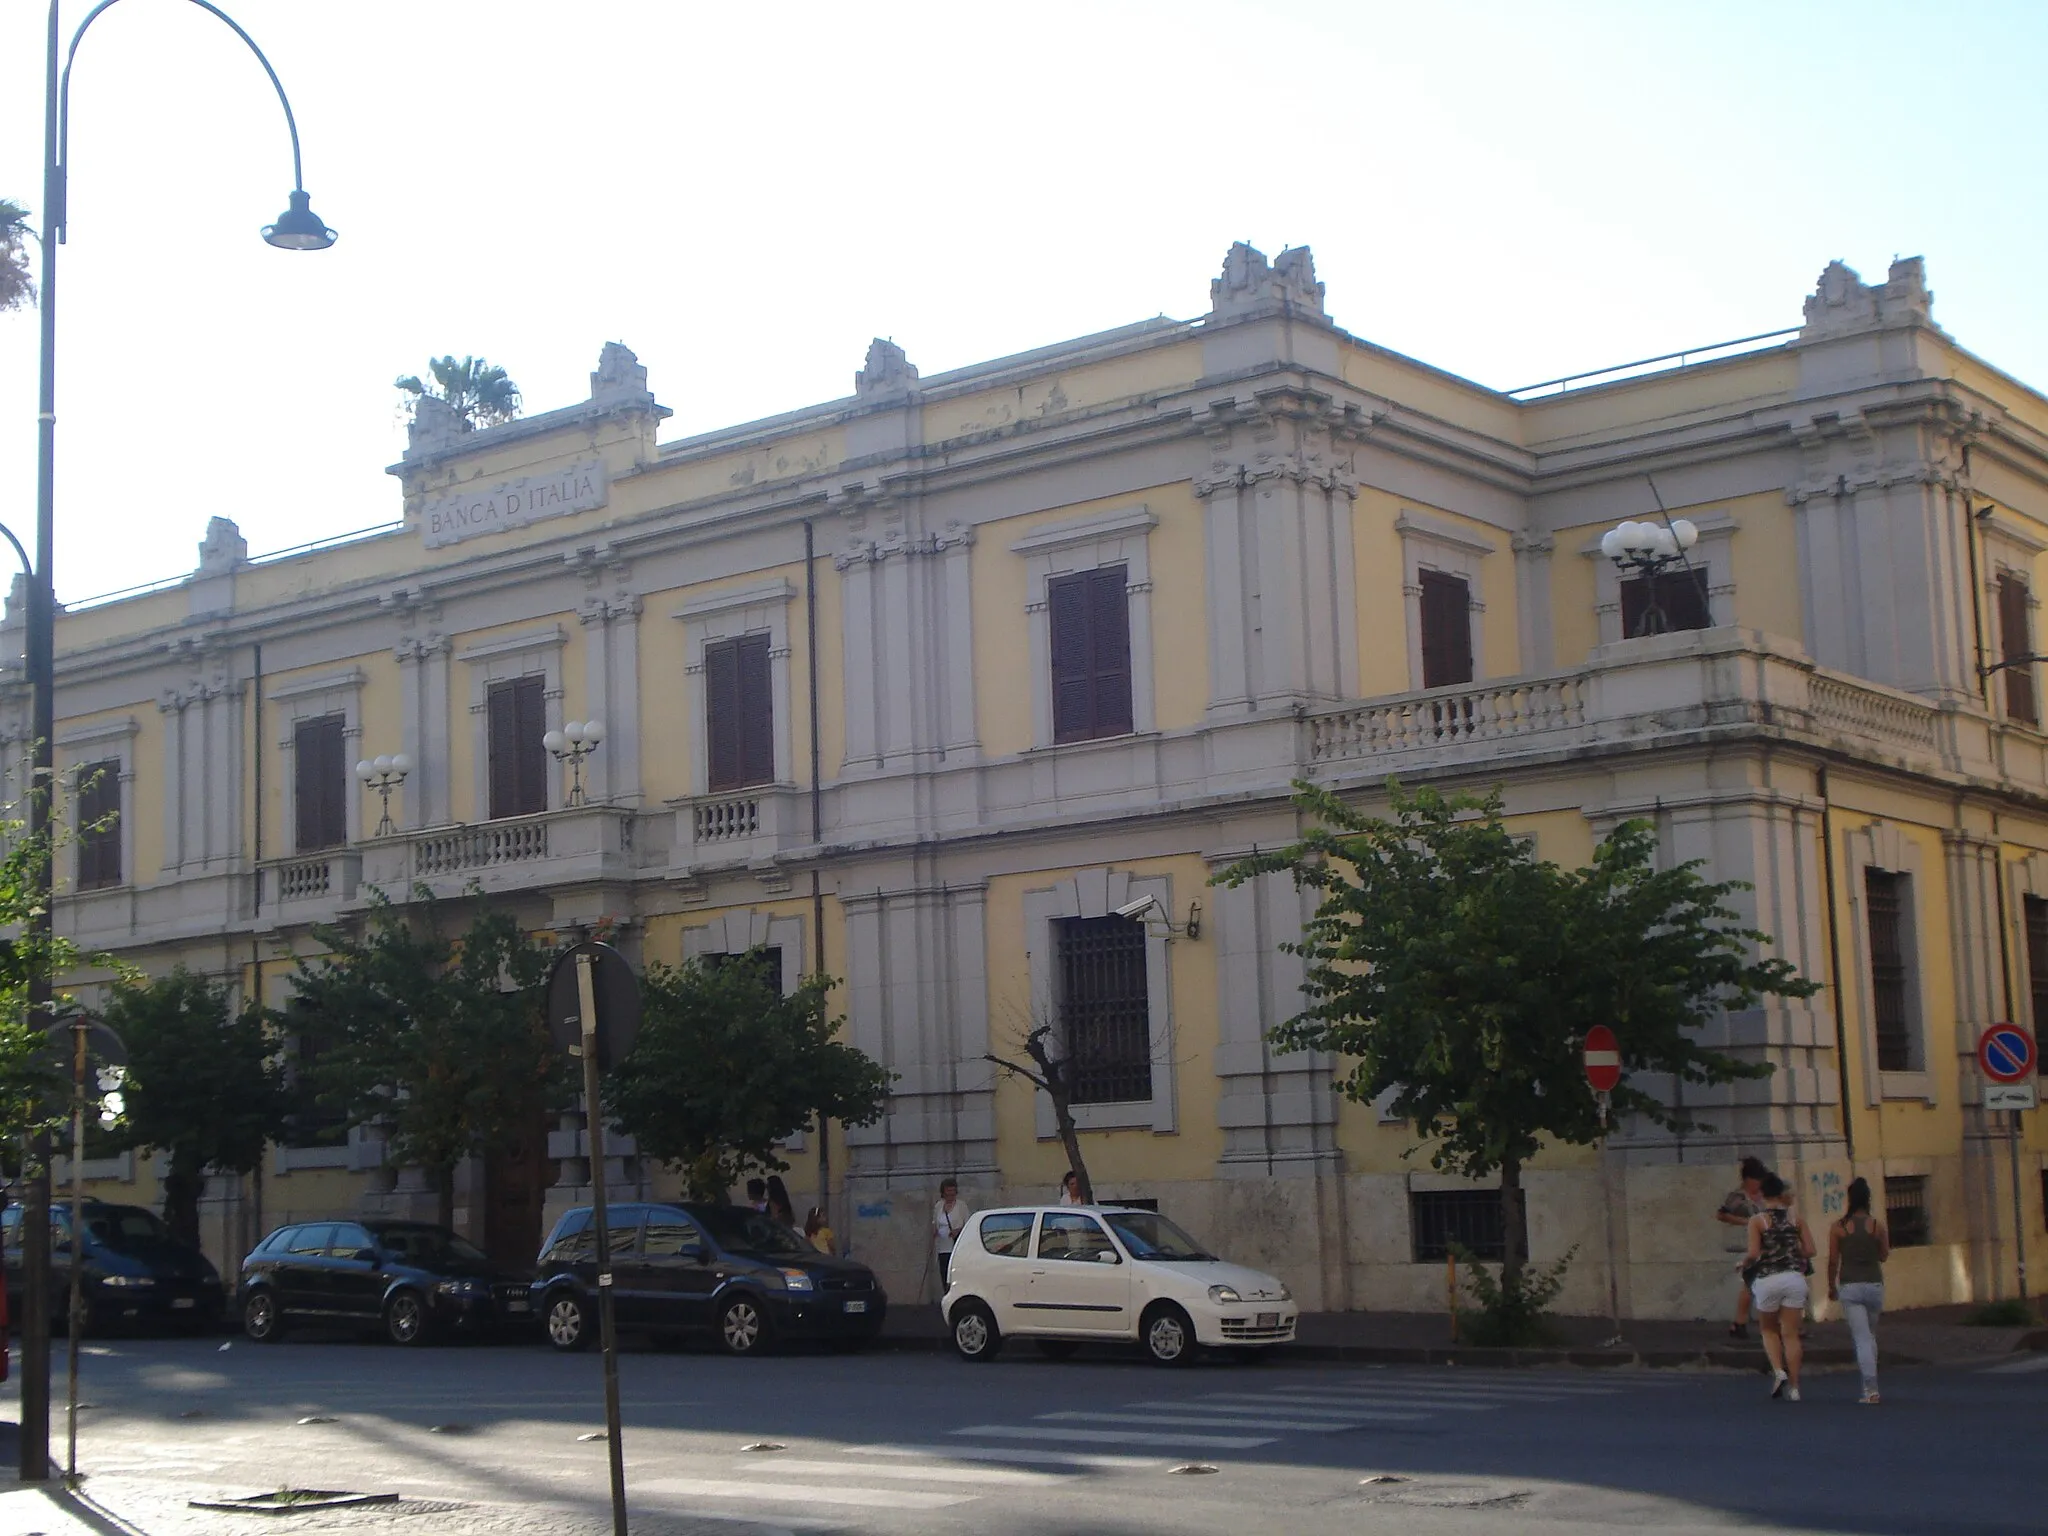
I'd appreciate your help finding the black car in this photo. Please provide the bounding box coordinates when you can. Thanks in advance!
[2,1201,225,1333]
[533,1203,886,1356]
[238,1219,535,1346]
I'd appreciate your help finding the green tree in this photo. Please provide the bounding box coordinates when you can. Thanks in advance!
[102,969,287,1246]
[0,199,33,315]
[394,355,521,431]
[1220,780,1818,1283]
[605,953,891,1202]
[286,895,562,1226]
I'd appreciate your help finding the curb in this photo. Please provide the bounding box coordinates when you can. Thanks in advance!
[868,1331,1883,1371]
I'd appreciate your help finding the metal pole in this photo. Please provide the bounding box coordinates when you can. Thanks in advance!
[577,953,627,1536]
[67,1019,86,1481]
[22,0,64,1479]
[2011,1110,2030,1300]
[1600,1092,1624,1348]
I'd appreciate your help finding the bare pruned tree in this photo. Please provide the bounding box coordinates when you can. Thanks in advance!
[984,1005,1094,1204]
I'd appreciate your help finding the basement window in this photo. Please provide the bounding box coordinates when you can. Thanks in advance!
[1410,1189,1504,1263]
[1884,1175,1930,1249]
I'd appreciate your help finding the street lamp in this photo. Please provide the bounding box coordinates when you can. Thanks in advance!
[355,753,411,838]
[1599,517,1700,637]
[21,0,334,1483]
[544,720,605,807]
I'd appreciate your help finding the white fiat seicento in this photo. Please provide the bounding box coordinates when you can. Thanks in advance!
[942,1205,1296,1365]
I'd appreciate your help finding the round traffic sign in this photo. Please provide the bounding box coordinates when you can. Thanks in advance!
[1978,1023,2036,1084]
[1583,1025,1622,1094]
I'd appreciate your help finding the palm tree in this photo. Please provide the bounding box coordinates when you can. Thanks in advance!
[394,355,521,432]
[1,199,35,314]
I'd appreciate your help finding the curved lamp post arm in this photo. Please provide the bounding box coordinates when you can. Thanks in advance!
[0,522,32,581]
[56,0,316,242]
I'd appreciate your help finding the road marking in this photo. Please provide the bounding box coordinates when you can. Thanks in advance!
[636,1477,976,1510]
[1039,1409,1402,1431]
[1980,1353,2048,1374]
[1217,1391,1502,1412]
[1277,1379,1618,1396]
[732,1459,1068,1485]
[858,1444,1160,1470]
[951,1425,1276,1449]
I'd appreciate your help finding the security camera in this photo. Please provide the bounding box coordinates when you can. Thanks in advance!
[1114,896,1159,921]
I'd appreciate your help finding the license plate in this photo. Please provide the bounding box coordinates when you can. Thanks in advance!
[505,1299,530,1313]
[171,1298,196,1310]
[1256,1312,1279,1329]
[843,1300,867,1314]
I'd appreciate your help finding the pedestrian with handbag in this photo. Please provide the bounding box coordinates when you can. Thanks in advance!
[931,1178,970,1297]
[1741,1173,1817,1401]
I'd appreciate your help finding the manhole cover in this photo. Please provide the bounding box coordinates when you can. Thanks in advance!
[1169,1463,1219,1475]
[576,1431,608,1442]
[294,1416,338,1426]
[1360,1474,1407,1485]
[189,1490,401,1515]
[428,1424,476,1435]
[740,1442,787,1453]
[1360,1482,1530,1510]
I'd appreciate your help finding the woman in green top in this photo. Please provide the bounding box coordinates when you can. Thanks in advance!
[1827,1177,1890,1405]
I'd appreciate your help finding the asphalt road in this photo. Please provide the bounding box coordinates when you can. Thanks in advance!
[2,1329,2042,1535]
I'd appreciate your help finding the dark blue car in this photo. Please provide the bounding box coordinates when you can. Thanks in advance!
[238,1219,534,1346]
[3,1201,224,1333]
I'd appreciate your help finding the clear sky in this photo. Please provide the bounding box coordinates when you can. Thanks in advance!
[3,0,2044,603]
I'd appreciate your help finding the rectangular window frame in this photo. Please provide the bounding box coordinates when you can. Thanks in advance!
[1055,913,1154,1106]
[1417,569,1475,689]
[1618,566,1713,638]
[1863,868,1918,1074]
[1014,505,1156,750]
[293,713,350,852]
[486,674,550,820]
[704,632,776,792]
[1883,1174,1930,1249]
[1998,569,2038,726]
[1409,1189,1505,1263]
[74,758,124,892]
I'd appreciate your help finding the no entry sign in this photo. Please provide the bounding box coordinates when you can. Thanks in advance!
[1977,1022,2036,1085]
[1583,1025,1622,1094]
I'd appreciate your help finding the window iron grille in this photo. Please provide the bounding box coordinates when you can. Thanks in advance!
[1057,915,1152,1105]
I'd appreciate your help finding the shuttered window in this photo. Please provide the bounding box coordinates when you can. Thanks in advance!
[294,714,349,851]
[705,633,774,791]
[1864,869,1916,1072]
[1998,572,2037,725]
[1619,566,1711,637]
[1049,566,1133,743]
[75,759,122,891]
[2025,896,2048,1046]
[1418,570,1473,688]
[1057,914,1152,1104]
[486,675,549,819]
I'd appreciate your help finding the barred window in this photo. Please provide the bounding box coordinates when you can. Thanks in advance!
[2025,896,2048,1046]
[1884,1175,1930,1248]
[1864,870,1917,1073]
[1620,566,1711,637]
[1410,1189,1504,1263]
[75,759,122,890]
[1057,914,1152,1105]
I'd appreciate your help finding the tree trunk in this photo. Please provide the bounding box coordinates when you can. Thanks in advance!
[1500,1155,1529,1285]
[160,1162,204,1249]
[434,1162,456,1231]
[1052,1093,1093,1204]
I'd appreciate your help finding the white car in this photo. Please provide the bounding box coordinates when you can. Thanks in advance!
[941,1205,1297,1365]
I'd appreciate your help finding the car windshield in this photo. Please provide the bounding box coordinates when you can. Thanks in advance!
[689,1206,812,1258]
[1103,1210,1215,1261]
[84,1208,174,1248]
[375,1225,491,1267]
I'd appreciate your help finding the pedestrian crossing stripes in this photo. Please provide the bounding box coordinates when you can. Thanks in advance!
[1979,1352,2048,1374]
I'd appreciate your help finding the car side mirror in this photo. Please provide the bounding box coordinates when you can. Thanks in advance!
[1096,1250,1120,1264]
[351,1249,377,1264]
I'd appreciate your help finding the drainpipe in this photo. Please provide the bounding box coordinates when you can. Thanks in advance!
[805,521,833,1247]
[1960,469,1990,709]
[1816,766,1855,1161]
[250,639,263,1264]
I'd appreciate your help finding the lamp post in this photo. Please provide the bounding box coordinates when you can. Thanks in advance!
[355,753,411,838]
[21,0,334,1482]
[1599,517,1700,637]
[544,720,605,807]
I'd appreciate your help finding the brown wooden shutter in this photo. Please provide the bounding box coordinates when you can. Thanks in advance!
[1086,566,1133,737]
[295,715,347,850]
[1048,572,1093,742]
[1999,572,2037,725]
[487,682,519,818]
[76,759,122,890]
[488,677,549,818]
[705,639,742,791]
[1418,571,1473,688]
[1666,567,1711,631]
[737,632,775,786]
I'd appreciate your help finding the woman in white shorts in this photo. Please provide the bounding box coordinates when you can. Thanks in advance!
[1741,1173,1816,1401]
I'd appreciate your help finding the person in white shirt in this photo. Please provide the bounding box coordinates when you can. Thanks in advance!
[1057,1171,1085,1206]
[932,1178,970,1293]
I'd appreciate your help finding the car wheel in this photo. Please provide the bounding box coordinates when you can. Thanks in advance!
[545,1291,591,1352]
[1142,1302,1198,1367]
[950,1299,1002,1362]
[242,1290,285,1344]
[385,1289,433,1347]
[1036,1339,1081,1361]
[717,1295,770,1356]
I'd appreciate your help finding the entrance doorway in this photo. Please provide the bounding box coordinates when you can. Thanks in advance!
[483,1115,555,1268]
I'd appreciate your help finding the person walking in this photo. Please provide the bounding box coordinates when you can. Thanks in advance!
[765,1174,796,1228]
[1057,1171,1085,1206]
[932,1178,970,1295]
[1741,1172,1816,1401]
[804,1205,836,1256]
[1717,1157,1769,1338]
[1828,1176,1890,1404]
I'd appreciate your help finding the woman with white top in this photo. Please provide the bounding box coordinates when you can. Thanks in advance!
[1057,1171,1085,1206]
[932,1178,970,1294]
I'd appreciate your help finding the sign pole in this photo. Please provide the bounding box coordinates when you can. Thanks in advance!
[1975,1025,2036,1301]
[1599,1091,1624,1348]
[577,952,629,1536]
[2011,1111,2030,1301]
[66,1017,86,1482]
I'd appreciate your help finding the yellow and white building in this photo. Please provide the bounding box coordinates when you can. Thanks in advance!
[22,244,2048,1319]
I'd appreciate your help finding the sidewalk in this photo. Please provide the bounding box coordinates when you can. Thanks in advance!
[879,1301,2048,1370]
